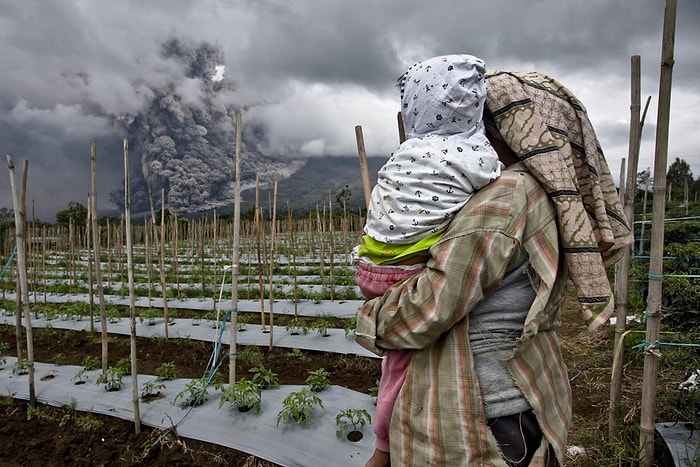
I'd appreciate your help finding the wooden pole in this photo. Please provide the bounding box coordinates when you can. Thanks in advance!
[268,181,278,351]
[90,142,108,373]
[355,125,372,210]
[6,154,36,407]
[160,188,169,338]
[639,1,676,464]
[229,112,242,384]
[86,193,94,332]
[255,176,266,331]
[609,55,642,440]
[122,139,141,434]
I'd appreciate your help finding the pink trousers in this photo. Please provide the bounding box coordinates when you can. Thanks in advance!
[355,261,425,452]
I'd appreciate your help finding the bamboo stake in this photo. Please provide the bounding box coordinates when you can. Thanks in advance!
[610,55,643,440]
[229,111,242,384]
[287,201,299,317]
[255,176,266,331]
[639,1,676,464]
[328,193,334,301]
[7,154,36,407]
[90,142,109,373]
[144,218,152,307]
[122,139,141,433]
[268,180,278,351]
[86,193,94,332]
[160,188,169,338]
[172,214,180,296]
[355,125,372,210]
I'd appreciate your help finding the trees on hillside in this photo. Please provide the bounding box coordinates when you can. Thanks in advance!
[55,202,88,228]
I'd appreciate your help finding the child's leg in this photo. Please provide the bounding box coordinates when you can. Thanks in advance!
[373,349,413,461]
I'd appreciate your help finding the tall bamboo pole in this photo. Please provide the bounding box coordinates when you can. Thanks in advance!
[86,193,95,332]
[328,193,335,301]
[160,188,169,338]
[7,154,35,407]
[90,143,108,373]
[268,180,278,351]
[255,176,266,331]
[355,125,372,210]
[229,111,242,384]
[122,139,141,433]
[610,55,642,440]
[639,1,676,464]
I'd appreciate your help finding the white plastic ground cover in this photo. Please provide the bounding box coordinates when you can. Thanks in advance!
[5,292,364,318]
[655,422,699,466]
[0,357,376,467]
[0,315,378,358]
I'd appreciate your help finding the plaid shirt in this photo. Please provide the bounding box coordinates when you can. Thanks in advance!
[356,164,570,466]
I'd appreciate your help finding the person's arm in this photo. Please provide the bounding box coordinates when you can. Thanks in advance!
[355,196,521,354]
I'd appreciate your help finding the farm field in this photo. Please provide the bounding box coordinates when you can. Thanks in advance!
[0,217,697,466]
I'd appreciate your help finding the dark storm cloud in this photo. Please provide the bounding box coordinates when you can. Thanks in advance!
[0,0,698,221]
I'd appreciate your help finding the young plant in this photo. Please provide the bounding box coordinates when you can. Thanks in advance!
[96,367,123,391]
[12,357,29,376]
[285,317,309,336]
[115,357,131,376]
[52,353,65,366]
[106,307,121,323]
[305,368,331,392]
[81,355,100,371]
[0,342,8,369]
[343,316,357,337]
[285,348,307,361]
[139,308,161,326]
[175,372,223,407]
[312,316,332,337]
[276,388,323,426]
[238,345,263,367]
[236,312,253,331]
[72,368,89,385]
[155,362,177,381]
[249,364,279,390]
[140,379,166,400]
[335,408,372,441]
[219,378,262,413]
[368,379,380,399]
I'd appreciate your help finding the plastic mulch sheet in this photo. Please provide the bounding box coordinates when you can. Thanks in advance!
[0,358,376,466]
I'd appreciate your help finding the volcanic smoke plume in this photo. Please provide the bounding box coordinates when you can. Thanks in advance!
[110,38,303,216]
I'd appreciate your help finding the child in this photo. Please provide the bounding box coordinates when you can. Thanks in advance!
[354,54,502,467]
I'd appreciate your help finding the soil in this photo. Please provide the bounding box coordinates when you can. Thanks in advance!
[0,302,686,466]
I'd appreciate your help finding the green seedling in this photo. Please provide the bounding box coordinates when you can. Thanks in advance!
[285,348,307,361]
[0,342,8,369]
[175,372,223,407]
[139,308,161,326]
[343,316,357,337]
[276,388,323,426]
[285,317,309,335]
[335,408,372,440]
[155,362,177,381]
[96,367,123,391]
[115,357,131,376]
[249,364,279,390]
[140,379,166,399]
[12,357,28,376]
[219,379,262,414]
[81,355,100,371]
[305,368,331,392]
[312,316,332,337]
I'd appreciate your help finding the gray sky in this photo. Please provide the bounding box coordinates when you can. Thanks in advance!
[1,0,698,222]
